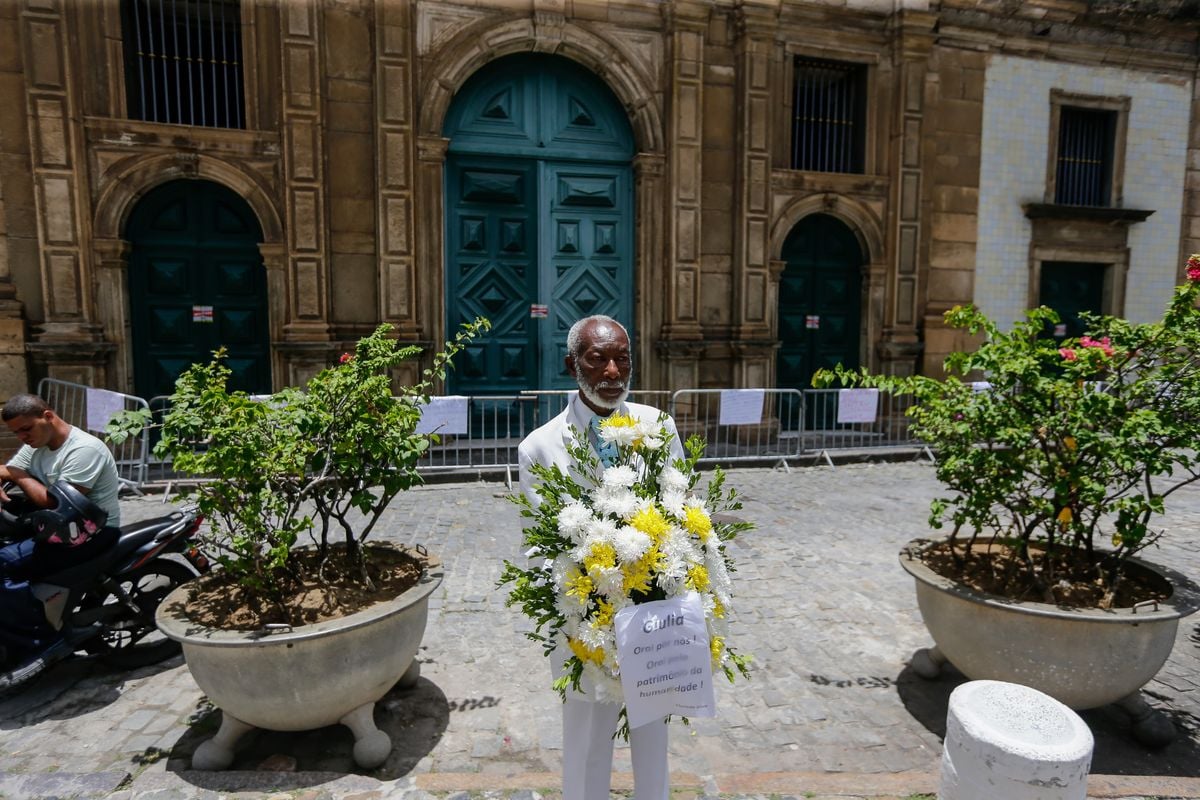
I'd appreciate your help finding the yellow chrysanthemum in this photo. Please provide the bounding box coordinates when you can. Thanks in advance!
[710,635,725,664]
[622,550,658,594]
[593,598,615,627]
[712,598,726,619]
[686,564,710,592]
[630,506,670,544]
[600,413,637,429]
[683,506,713,542]
[566,571,594,605]
[583,542,617,574]
[568,637,606,666]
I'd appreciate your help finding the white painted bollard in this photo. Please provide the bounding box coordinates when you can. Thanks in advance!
[940,680,1094,800]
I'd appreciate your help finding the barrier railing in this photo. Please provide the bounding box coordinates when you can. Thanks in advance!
[32,380,929,493]
[36,378,151,493]
[668,389,806,466]
[801,388,929,465]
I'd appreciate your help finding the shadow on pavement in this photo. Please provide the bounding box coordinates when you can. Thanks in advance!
[161,675,452,786]
[0,654,182,728]
[895,661,1200,777]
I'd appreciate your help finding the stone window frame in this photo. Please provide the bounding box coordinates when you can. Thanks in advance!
[776,44,880,176]
[109,0,261,130]
[1044,90,1131,208]
[1027,244,1128,320]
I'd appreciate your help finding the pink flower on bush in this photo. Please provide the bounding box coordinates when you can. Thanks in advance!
[1079,336,1114,357]
[339,352,353,364]
[1059,347,1077,361]
[1188,254,1200,282]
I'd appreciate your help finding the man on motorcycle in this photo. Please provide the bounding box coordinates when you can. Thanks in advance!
[0,394,121,656]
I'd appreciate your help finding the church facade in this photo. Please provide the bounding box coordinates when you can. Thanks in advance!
[0,0,1195,399]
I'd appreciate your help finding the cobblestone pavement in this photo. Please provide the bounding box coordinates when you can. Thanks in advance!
[2,462,1200,798]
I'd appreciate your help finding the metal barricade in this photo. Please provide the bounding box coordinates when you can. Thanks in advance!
[36,378,151,492]
[800,388,925,463]
[420,395,536,482]
[518,389,674,426]
[668,389,805,466]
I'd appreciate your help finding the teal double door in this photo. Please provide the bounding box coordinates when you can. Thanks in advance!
[443,54,635,395]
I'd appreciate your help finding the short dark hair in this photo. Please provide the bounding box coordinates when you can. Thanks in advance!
[2,394,51,421]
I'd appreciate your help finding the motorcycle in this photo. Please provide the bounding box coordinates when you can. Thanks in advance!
[0,502,208,692]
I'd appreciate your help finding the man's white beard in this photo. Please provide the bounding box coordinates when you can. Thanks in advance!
[575,372,629,412]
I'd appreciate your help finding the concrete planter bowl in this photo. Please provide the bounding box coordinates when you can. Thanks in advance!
[155,546,443,770]
[901,537,1200,745]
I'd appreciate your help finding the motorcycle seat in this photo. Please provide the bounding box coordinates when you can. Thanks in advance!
[33,527,121,587]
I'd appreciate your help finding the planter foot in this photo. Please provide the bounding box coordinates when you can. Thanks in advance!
[192,712,255,770]
[396,659,421,690]
[340,701,392,768]
[1116,692,1177,748]
[911,646,947,679]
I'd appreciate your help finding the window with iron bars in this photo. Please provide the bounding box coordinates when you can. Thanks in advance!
[791,57,867,174]
[122,0,245,129]
[1054,106,1116,207]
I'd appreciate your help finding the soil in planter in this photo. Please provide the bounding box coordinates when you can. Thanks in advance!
[921,540,1172,609]
[182,544,425,630]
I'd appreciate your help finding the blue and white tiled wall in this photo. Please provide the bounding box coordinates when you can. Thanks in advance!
[976,54,1191,327]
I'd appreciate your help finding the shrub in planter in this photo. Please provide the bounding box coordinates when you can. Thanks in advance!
[109,318,488,768]
[814,260,1200,737]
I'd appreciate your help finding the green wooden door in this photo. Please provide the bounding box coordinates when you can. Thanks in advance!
[1039,261,1105,340]
[777,213,864,391]
[126,180,270,399]
[443,53,634,395]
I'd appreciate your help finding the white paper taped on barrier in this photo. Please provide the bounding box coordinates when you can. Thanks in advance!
[837,388,879,424]
[86,388,127,433]
[718,389,765,426]
[416,396,469,435]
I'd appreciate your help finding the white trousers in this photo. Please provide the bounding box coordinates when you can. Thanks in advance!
[562,693,669,800]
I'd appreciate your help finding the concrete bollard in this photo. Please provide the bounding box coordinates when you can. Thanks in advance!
[940,680,1094,800]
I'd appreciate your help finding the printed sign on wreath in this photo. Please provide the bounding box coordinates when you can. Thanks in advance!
[614,592,715,729]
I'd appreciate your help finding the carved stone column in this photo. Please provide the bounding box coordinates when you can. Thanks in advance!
[634,152,666,388]
[659,1,709,391]
[375,0,420,340]
[93,238,131,392]
[0,156,27,398]
[731,2,777,388]
[414,135,448,354]
[882,10,936,378]
[21,0,109,386]
[279,1,331,344]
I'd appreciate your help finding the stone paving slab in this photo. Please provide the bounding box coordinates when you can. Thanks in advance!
[1,462,1200,798]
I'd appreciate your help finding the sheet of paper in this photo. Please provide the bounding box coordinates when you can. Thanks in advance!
[416,396,469,435]
[837,388,879,424]
[718,389,765,426]
[86,388,127,433]
[614,592,715,729]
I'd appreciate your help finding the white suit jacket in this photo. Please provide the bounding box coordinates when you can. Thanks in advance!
[517,393,685,508]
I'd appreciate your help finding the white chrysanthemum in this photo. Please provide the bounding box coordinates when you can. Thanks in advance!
[556,598,584,627]
[601,464,638,489]
[705,547,733,606]
[578,619,610,651]
[583,663,624,702]
[551,555,577,591]
[633,419,663,450]
[557,501,593,541]
[593,485,639,518]
[660,489,686,517]
[660,465,690,494]
[611,525,651,562]
[592,567,625,599]
[599,424,639,447]
[582,516,619,547]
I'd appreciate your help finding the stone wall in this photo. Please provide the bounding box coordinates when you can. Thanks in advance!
[0,0,1193,399]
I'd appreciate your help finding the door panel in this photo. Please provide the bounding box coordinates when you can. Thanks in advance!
[444,159,538,394]
[127,180,269,399]
[777,213,864,396]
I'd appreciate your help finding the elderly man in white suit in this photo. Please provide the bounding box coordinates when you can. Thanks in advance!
[517,314,685,800]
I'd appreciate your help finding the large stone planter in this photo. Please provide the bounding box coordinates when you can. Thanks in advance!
[901,537,1200,744]
[156,546,443,769]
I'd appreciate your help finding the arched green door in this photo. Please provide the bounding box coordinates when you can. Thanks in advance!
[777,213,864,390]
[443,54,635,394]
[126,180,270,399]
